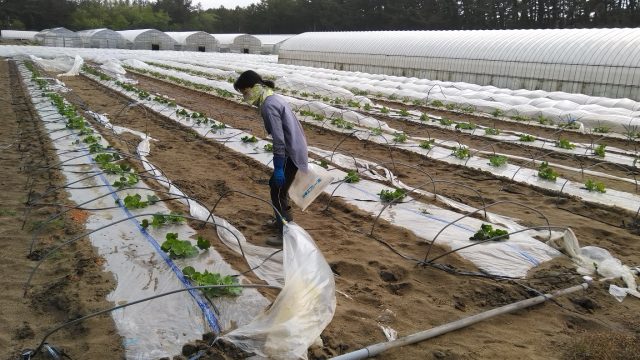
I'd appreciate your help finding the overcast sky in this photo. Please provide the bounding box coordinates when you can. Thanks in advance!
[195,0,259,9]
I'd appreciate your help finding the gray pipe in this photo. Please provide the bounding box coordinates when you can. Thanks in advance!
[332,282,589,360]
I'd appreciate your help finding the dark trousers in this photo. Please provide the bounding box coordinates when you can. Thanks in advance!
[269,157,298,235]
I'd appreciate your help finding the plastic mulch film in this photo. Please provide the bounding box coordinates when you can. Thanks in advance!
[222,223,336,360]
[20,65,270,358]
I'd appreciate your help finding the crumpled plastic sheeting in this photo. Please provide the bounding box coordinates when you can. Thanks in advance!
[546,229,640,302]
[222,223,336,360]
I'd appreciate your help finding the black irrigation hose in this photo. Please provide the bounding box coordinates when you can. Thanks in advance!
[25,213,246,294]
[24,284,282,358]
[423,200,554,262]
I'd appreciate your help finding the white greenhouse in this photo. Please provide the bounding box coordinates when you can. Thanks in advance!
[279,29,640,101]
[1,30,38,41]
[34,28,82,48]
[77,28,127,49]
[165,31,218,52]
[254,34,295,54]
[210,34,243,53]
[117,29,177,51]
[211,33,262,54]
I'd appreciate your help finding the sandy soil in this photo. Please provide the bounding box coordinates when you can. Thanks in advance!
[56,72,640,360]
[0,60,123,359]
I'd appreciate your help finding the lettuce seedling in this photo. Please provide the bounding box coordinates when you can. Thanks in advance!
[585,179,606,193]
[519,134,535,142]
[380,107,390,114]
[470,224,509,241]
[263,143,273,152]
[378,189,407,203]
[419,139,435,150]
[452,146,471,159]
[489,155,508,167]
[593,144,606,158]
[241,135,258,143]
[439,118,454,126]
[485,128,500,135]
[393,132,408,143]
[556,139,576,150]
[538,161,558,181]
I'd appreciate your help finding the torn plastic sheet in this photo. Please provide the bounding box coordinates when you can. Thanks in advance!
[222,224,336,360]
[84,72,561,278]
[546,230,639,302]
[20,65,269,358]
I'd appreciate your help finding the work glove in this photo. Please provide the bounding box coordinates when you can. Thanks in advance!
[273,155,286,187]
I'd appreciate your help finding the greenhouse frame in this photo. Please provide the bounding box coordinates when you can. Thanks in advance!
[278,29,640,101]
[77,28,127,49]
[165,31,218,52]
[210,34,244,53]
[117,29,177,51]
[254,34,295,54]
[34,27,82,48]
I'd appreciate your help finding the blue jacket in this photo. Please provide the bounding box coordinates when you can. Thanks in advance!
[260,94,309,171]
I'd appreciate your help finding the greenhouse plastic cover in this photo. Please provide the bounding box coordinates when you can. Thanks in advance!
[222,223,336,359]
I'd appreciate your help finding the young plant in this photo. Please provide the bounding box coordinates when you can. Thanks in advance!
[452,146,471,159]
[455,122,476,131]
[519,134,535,142]
[510,114,529,121]
[491,109,504,117]
[344,170,360,183]
[559,121,581,130]
[211,122,226,130]
[538,161,558,181]
[556,138,576,150]
[380,106,390,114]
[398,108,410,117]
[113,173,139,189]
[537,115,554,125]
[485,128,501,136]
[393,132,408,143]
[263,143,273,152]
[419,139,435,150]
[593,126,610,134]
[121,194,159,209]
[330,117,354,129]
[469,224,509,241]
[161,233,199,258]
[182,266,242,297]
[378,188,407,203]
[445,103,457,111]
[584,179,606,193]
[488,155,508,167]
[430,100,444,107]
[593,144,606,158]
[363,103,371,111]
[241,135,258,143]
[141,212,185,229]
[439,118,454,126]
[420,113,429,122]
[319,159,329,169]
[347,99,361,108]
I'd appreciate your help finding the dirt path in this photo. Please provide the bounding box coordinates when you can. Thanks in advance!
[0,60,123,359]
[56,73,640,359]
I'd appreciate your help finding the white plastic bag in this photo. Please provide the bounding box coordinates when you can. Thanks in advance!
[288,163,334,211]
[222,223,336,359]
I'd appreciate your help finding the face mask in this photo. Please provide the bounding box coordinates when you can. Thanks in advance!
[243,85,263,106]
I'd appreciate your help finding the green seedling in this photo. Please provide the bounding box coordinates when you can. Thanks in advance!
[485,128,501,136]
[593,126,610,134]
[556,139,576,150]
[120,194,158,209]
[439,118,454,126]
[419,139,435,150]
[241,135,258,143]
[393,132,408,143]
[430,100,444,107]
[330,117,354,129]
[452,146,471,159]
[344,171,360,183]
[420,113,429,121]
[378,188,407,203]
[538,161,558,181]
[510,114,529,121]
[491,109,504,117]
[113,173,139,189]
[488,155,508,167]
[584,179,606,193]
[455,122,476,131]
[263,143,273,152]
[161,233,199,258]
[398,108,410,117]
[319,160,329,169]
[519,134,535,142]
[141,212,185,229]
[593,144,606,158]
[182,266,242,296]
[380,107,390,114]
[364,103,371,111]
[470,224,509,241]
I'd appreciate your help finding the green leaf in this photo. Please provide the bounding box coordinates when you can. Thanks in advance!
[197,236,211,250]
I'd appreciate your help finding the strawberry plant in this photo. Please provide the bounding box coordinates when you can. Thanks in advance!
[593,144,606,158]
[559,121,581,130]
[211,122,226,130]
[398,108,410,117]
[161,233,199,258]
[121,194,159,209]
[380,106,390,114]
[378,189,407,203]
[330,117,354,129]
[538,161,558,181]
[388,94,398,101]
[491,109,504,117]
[584,179,606,193]
[176,108,190,117]
[537,115,554,125]
[419,139,435,150]
[485,128,501,135]
[393,132,408,143]
[301,92,310,97]
[241,135,258,143]
[459,105,475,113]
[445,103,457,111]
[452,146,471,159]
[141,212,185,229]
[344,170,360,183]
[510,114,529,121]
[182,266,242,297]
[556,139,576,150]
[370,128,383,136]
[83,135,100,144]
[519,134,535,142]
[488,155,508,167]
[430,100,444,107]
[439,118,454,126]
[455,122,476,131]
[364,103,371,111]
[420,113,429,121]
[319,159,329,169]
[94,153,120,166]
[347,100,361,108]
[88,143,106,154]
[593,126,610,134]
[113,173,139,189]
[196,236,211,250]
[469,224,509,241]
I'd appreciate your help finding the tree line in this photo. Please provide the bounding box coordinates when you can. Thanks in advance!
[1,0,639,33]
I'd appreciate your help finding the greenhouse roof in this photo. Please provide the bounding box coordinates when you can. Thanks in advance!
[209,33,245,44]
[254,34,295,45]
[165,31,214,44]
[280,29,640,67]
[117,29,159,42]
